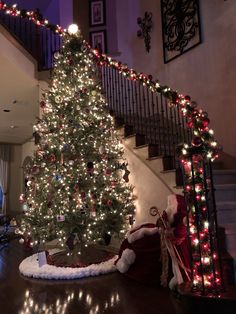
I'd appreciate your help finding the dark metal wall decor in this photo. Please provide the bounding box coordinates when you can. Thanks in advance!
[161,0,201,63]
[137,12,153,53]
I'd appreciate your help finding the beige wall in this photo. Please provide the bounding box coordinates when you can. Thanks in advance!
[114,0,236,163]
[8,144,22,215]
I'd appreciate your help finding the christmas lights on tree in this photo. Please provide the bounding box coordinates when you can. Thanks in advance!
[2,1,224,293]
[17,26,135,255]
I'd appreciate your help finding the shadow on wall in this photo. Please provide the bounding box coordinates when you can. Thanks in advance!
[0,186,2,210]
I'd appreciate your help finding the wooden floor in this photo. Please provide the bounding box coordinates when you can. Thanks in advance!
[0,239,183,314]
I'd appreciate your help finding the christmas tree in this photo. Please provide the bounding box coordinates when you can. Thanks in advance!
[19,25,135,258]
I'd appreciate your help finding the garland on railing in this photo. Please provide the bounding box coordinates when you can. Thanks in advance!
[0,1,64,33]
[0,1,223,294]
[0,1,221,160]
[92,50,222,161]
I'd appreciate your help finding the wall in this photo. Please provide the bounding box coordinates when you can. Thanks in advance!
[114,0,236,164]
[124,146,173,224]
[8,145,22,216]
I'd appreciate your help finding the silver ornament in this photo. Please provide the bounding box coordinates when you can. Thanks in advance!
[99,145,105,154]
[69,160,74,166]
[54,51,61,59]
[55,96,62,104]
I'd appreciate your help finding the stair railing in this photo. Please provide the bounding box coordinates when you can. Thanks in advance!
[0,4,61,70]
[0,2,224,295]
[94,52,223,295]
[99,63,192,169]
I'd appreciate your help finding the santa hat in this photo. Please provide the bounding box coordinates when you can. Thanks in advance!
[165,194,187,225]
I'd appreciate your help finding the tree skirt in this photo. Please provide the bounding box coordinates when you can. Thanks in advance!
[19,251,118,280]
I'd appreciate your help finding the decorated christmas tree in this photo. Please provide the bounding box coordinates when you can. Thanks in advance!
[19,25,135,260]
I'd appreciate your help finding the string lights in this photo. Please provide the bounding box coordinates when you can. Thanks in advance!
[1,1,223,293]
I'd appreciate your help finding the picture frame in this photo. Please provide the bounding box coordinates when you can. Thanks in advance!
[90,30,107,53]
[161,0,201,63]
[89,0,106,27]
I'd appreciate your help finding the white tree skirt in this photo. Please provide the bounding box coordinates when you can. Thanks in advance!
[19,251,118,280]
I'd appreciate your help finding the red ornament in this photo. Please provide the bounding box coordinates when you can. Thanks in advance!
[81,191,86,200]
[107,200,113,206]
[23,236,33,251]
[202,117,210,128]
[19,194,26,203]
[69,59,74,66]
[32,165,40,175]
[40,100,46,108]
[111,180,117,188]
[49,154,56,162]
[106,168,112,176]
[191,136,203,147]
[187,120,194,128]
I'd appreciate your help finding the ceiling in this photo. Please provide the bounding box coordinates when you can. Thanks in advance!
[0,39,40,144]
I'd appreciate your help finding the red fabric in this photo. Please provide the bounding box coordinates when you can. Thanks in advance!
[116,195,191,285]
[162,195,190,281]
[116,223,163,284]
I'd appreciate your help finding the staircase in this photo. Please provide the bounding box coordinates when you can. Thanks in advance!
[214,169,236,282]
[1,3,235,292]
[116,125,181,225]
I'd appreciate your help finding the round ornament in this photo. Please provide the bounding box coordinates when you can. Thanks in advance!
[91,90,97,96]
[32,165,40,175]
[55,96,62,104]
[192,136,203,147]
[49,154,56,162]
[19,238,25,244]
[107,200,113,206]
[40,100,46,108]
[54,51,61,59]
[99,145,105,154]
[106,168,112,176]
[69,160,74,166]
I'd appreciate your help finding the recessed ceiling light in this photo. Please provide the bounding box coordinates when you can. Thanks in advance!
[3,109,11,112]
[10,125,16,129]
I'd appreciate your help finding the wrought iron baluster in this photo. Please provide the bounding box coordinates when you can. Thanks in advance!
[150,91,157,145]
[164,98,172,156]
[122,76,129,126]
[134,81,140,137]
[208,160,224,291]
[130,80,136,130]
[141,84,148,137]
[160,95,167,156]
[169,105,175,157]
[127,79,133,126]
[190,155,206,294]
[120,73,126,119]
[146,88,152,143]
[109,67,114,113]
[114,69,119,116]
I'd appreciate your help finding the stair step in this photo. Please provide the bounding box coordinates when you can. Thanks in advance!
[215,184,236,202]
[134,144,149,149]
[223,224,236,253]
[217,201,236,225]
[213,169,236,184]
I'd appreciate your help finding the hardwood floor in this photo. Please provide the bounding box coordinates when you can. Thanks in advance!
[0,239,182,314]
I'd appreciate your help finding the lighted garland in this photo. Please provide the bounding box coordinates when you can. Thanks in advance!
[1,1,223,293]
[0,1,64,33]
[0,1,221,160]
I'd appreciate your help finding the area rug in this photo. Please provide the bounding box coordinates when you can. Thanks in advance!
[19,251,118,280]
